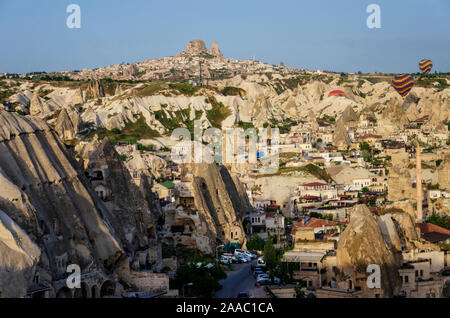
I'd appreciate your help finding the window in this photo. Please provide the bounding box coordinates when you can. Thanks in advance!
[405,276,409,283]
[96,190,104,200]
[33,273,40,284]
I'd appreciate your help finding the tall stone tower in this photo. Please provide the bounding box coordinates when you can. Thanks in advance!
[416,143,423,223]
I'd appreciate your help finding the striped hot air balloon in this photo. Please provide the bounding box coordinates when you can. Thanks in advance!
[419,59,433,74]
[328,90,346,97]
[392,74,414,98]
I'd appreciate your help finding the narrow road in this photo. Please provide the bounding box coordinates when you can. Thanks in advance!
[215,261,268,298]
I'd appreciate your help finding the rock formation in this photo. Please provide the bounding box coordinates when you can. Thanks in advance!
[72,88,84,106]
[54,107,81,141]
[337,205,401,297]
[209,41,223,58]
[189,163,247,248]
[85,80,105,100]
[388,151,415,202]
[332,118,351,149]
[161,162,248,255]
[0,110,165,297]
[29,93,54,118]
[438,153,450,190]
[0,209,41,298]
[86,140,160,254]
[0,110,122,297]
[340,105,359,123]
[178,39,208,57]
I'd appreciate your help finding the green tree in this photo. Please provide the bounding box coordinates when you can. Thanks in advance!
[426,213,450,230]
[263,240,278,274]
[247,236,265,252]
[359,142,371,152]
[175,255,227,297]
[295,286,306,298]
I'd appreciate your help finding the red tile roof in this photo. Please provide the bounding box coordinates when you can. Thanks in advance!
[293,217,337,229]
[358,134,382,140]
[418,223,450,236]
[422,232,450,244]
[300,195,321,200]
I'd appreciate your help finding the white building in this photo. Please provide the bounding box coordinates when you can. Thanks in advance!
[298,182,338,201]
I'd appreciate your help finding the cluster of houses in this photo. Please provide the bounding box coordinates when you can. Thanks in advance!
[277,225,450,298]
[241,113,450,298]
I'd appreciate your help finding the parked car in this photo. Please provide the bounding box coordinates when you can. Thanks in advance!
[256,277,281,285]
[256,273,270,280]
[230,255,239,264]
[253,270,266,278]
[220,255,232,264]
[235,254,249,263]
[239,254,252,262]
[237,292,250,298]
[223,253,239,264]
[234,249,247,256]
[243,250,258,259]
[252,266,264,273]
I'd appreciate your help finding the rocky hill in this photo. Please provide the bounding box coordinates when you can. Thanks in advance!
[2,67,449,148]
[336,204,437,297]
[0,110,164,297]
[337,205,402,297]
[160,162,248,256]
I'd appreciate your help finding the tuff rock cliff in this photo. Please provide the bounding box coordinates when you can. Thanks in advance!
[161,162,249,256]
[0,110,164,297]
[337,205,402,297]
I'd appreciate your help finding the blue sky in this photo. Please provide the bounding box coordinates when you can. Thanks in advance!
[0,0,449,74]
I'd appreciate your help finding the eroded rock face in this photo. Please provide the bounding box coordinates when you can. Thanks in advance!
[0,209,41,298]
[85,80,105,100]
[337,205,401,297]
[210,41,223,58]
[29,93,54,118]
[332,118,351,150]
[189,163,247,247]
[54,107,81,141]
[162,162,248,255]
[377,211,418,252]
[178,39,208,57]
[438,153,450,190]
[0,111,166,296]
[388,151,416,202]
[0,110,124,296]
[340,105,359,123]
[87,140,160,253]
